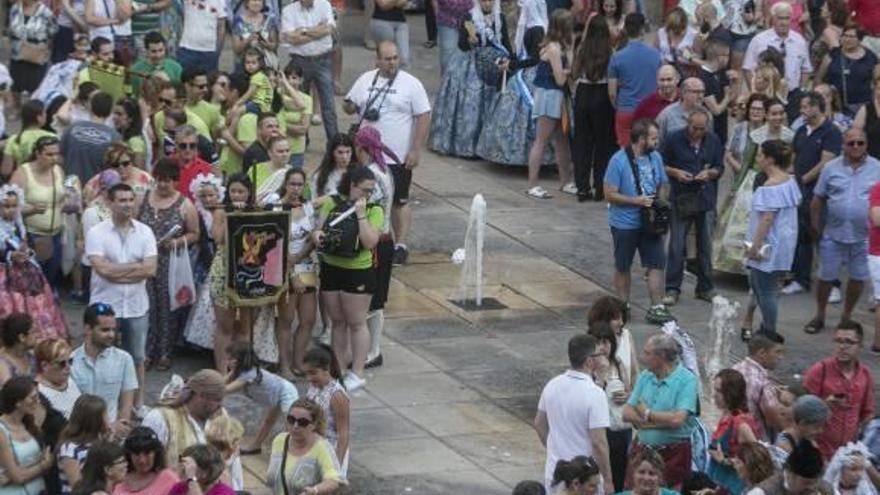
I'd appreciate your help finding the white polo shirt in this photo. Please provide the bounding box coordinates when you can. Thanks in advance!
[179,0,227,52]
[346,69,432,162]
[742,28,812,91]
[281,0,335,57]
[537,370,610,491]
[85,218,157,319]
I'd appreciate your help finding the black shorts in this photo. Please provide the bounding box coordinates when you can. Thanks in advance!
[370,236,394,311]
[389,163,412,206]
[319,261,376,294]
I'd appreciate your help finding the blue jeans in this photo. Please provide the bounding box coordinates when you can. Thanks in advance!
[750,268,780,334]
[438,25,459,76]
[666,207,715,294]
[177,47,219,74]
[370,19,410,68]
[291,53,338,141]
[118,315,148,364]
[32,232,62,288]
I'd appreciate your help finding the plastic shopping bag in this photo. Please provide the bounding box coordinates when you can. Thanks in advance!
[168,240,195,311]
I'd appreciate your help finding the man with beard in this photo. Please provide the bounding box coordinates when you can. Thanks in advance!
[85,183,157,417]
[603,119,673,324]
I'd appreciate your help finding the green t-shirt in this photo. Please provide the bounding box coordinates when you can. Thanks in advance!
[186,101,222,137]
[248,71,274,114]
[4,129,56,164]
[318,197,383,270]
[129,58,183,96]
[128,135,146,157]
[278,91,312,155]
[219,113,257,176]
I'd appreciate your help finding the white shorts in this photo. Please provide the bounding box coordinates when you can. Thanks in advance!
[867,254,880,301]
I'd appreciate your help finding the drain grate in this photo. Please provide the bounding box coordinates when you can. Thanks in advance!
[449,297,508,311]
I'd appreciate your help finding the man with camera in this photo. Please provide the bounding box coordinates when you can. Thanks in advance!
[660,109,723,307]
[603,118,673,324]
[344,40,431,266]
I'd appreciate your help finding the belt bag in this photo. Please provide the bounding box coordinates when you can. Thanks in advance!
[18,40,49,65]
[674,190,702,218]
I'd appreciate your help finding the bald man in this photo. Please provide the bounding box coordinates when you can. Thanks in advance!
[656,77,713,144]
[633,65,681,122]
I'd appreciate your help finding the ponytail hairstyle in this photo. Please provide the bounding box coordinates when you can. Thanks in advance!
[552,456,600,488]
[303,344,344,384]
[226,341,262,384]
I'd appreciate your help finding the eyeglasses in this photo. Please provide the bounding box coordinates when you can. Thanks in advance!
[286,416,312,427]
[113,159,133,168]
[834,338,861,346]
[53,358,74,368]
[89,302,114,315]
[846,140,866,146]
[178,142,198,150]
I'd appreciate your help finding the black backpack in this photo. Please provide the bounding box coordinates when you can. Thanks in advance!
[320,195,376,258]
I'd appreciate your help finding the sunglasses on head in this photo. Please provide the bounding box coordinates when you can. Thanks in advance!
[286,416,312,427]
[90,302,114,316]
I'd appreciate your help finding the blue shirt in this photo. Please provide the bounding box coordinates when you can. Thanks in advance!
[70,345,138,422]
[627,363,698,445]
[814,155,880,243]
[792,118,842,196]
[747,177,802,273]
[608,41,662,111]
[605,149,669,230]
[661,128,724,211]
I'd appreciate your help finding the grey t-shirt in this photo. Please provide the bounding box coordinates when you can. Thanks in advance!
[60,121,121,182]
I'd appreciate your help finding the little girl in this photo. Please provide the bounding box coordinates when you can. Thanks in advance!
[0,184,66,340]
[235,47,274,114]
[224,341,299,454]
[304,344,350,475]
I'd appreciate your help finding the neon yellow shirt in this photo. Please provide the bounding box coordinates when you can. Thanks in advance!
[248,71,274,114]
[318,196,383,270]
[279,90,312,155]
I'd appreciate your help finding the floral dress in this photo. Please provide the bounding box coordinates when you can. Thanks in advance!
[139,193,187,361]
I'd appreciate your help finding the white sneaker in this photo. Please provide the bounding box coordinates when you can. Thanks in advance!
[343,372,366,391]
[781,281,806,295]
[828,287,842,304]
[560,182,578,195]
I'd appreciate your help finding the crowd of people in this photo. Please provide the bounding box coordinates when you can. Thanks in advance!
[0,0,879,490]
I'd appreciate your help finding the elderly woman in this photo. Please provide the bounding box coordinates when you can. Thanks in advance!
[138,159,200,371]
[266,397,345,495]
[168,444,234,495]
[35,339,81,419]
[114,426,180,495]
[823,443,877,495]
[618,448,679,495]
[776,395,832,454]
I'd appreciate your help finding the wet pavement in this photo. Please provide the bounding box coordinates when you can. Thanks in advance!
[53,11,880,495]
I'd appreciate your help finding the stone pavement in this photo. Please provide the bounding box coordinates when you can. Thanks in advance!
[54,10,880,495]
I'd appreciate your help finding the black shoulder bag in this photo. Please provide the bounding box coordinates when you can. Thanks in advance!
[320,195,365,258]
[625,147,670,236]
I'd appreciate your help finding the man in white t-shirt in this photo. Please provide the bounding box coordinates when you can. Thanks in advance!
[85,183,157,416]
[176,0,227,73]
[344,40,431,266]
[280,0,337,140]
[534,334,614,494]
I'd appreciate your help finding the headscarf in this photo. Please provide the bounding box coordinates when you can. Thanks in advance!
[470,0,503,45]
[0,183,27,249]
[824,443,878,495]
[354,126,399,171]
[514,0,548,57]
[185,369,226,402]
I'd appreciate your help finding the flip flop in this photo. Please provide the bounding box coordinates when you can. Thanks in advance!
[526,186,553,199]
[803,318,824,335]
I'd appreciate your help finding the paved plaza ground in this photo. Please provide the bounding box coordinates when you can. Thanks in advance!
[50,12,880,494]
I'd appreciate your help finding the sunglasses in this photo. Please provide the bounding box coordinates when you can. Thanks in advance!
[178,142,198,150]
[846,140,866,146]
[90,302,114,316]
[834,338,861,345]
[286,416,312,427]
[53,358,74,368]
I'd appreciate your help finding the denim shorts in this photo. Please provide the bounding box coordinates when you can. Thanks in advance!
[611,227,666,273]
[819,238,869,282]
[118,315,148,364]
[730,31,755,53]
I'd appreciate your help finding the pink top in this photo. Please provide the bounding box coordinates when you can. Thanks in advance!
[869,182,880,255]
[168,481,236,495]
[113,469,180,495]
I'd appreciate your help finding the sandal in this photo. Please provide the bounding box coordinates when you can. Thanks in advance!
[740,327,753,342]
[526,186,553,199]
[803,318,824,335]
